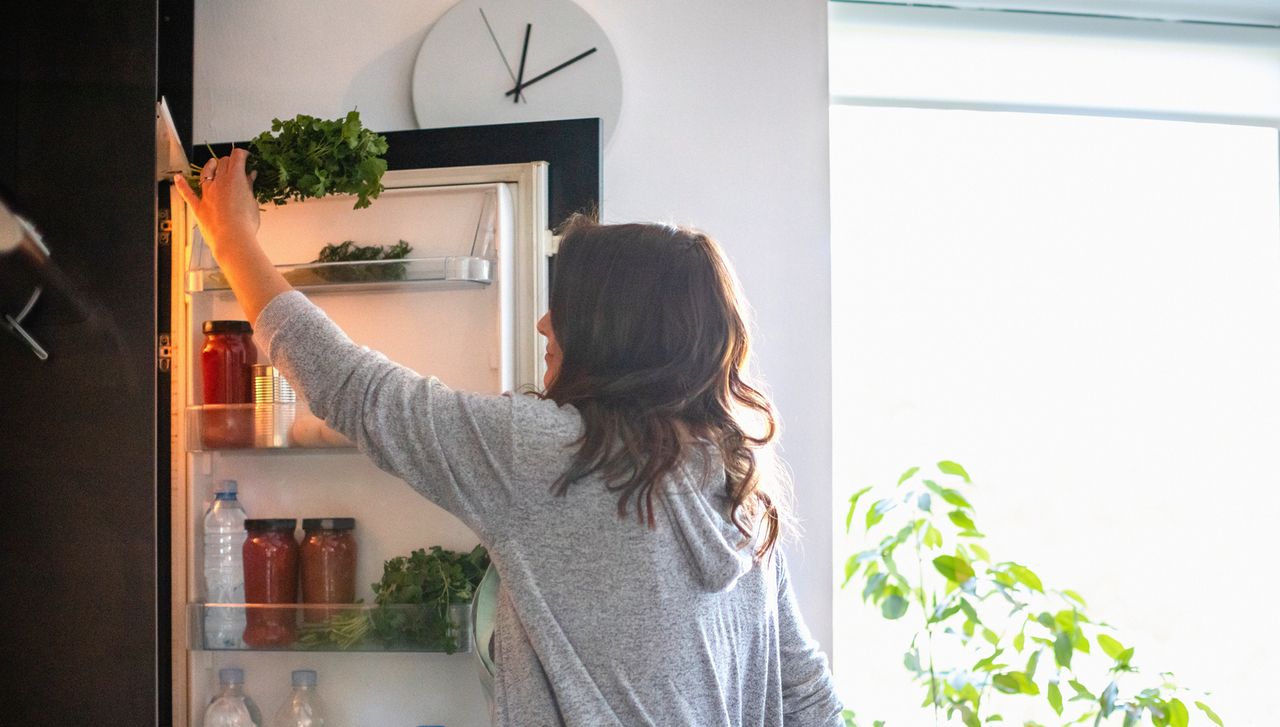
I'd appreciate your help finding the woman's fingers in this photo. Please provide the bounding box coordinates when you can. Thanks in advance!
[174,173,200,210]
[225,147,249,175]
[200,156,218,180]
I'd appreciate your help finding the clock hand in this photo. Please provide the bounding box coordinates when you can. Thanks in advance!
[504,47,598,97]
[478,7,525,102]
[513,23,532,105]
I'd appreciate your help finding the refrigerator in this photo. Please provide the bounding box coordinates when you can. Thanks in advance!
[157,103,599,726]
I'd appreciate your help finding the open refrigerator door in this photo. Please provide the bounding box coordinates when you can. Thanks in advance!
[165,126,551,725]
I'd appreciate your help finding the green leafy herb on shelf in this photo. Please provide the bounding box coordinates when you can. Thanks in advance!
[188,110,389,210]
[281,240,414,286]
[318,240,413,282]
[297,545,489,653]
[369,544,490,652]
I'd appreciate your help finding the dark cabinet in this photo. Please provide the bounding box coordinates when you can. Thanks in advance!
[0,0,166,722]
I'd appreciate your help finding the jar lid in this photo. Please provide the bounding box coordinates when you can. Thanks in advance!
[203,320,253,335]
[302,517,356,531]
[244,518,296,531]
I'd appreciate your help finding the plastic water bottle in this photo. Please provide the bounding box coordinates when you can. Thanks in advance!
[203,479,247,648]
[204,667,263,727]
[271,670,327,727]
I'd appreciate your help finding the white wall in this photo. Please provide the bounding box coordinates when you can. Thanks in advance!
[194,0,833,654]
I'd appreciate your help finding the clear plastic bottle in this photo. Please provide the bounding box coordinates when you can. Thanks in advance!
[271,670,327,727]
[203,479,247,648]
[203,667,263,727]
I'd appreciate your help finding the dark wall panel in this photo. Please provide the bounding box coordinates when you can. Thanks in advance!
[0,1,160,723]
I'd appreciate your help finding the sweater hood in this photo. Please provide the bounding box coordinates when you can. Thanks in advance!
[662,455,755,593]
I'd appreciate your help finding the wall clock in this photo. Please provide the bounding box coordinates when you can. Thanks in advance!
[412,0,623,146]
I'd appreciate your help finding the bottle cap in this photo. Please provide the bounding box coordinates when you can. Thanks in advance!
[203,320,253,335]
[214,480,238,499]
[218,667,244,685]
[292,670,317,687]
[244,518,297,531]
[302,518,356,531]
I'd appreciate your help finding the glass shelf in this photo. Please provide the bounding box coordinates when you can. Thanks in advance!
[186,404,354,451]
[186,255,491,294]
[191,603,472,654]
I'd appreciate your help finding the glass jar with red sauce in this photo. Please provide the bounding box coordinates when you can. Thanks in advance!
[201,320,258,448]
[300,518,357,625]
[242,518,298,647]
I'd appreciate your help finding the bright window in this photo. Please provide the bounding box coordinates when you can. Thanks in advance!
[830,8,1280,725]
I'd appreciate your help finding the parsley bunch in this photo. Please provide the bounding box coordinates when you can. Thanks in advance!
[369,545,490,653]
[313,240,413,282]
[190,110,388,209]
[297,544,489,653]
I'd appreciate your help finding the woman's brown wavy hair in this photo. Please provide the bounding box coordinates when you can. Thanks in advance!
[542,215,789,560]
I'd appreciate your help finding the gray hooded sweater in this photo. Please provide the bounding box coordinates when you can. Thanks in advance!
[256,291,844,727]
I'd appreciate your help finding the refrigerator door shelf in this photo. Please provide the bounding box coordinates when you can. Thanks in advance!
[191,602,472,654]
[187,255,492,294]
[186,404,354,452]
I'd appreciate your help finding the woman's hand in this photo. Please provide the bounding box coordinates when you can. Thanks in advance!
[174,148,292,323]
[174,148,260,261]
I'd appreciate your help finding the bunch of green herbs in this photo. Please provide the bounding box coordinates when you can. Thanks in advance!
[298,544,489,653]
[315,240,413,283]
[188,110,388,209]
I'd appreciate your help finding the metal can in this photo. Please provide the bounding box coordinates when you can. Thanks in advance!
[253,365,296,448]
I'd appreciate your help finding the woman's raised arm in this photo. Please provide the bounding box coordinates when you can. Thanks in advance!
[174,148,292,322]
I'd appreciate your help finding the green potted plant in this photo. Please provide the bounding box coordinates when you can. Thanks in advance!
[840,461,1222,726]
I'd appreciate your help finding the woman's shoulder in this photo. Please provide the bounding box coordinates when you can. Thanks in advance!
[506,390,584,437]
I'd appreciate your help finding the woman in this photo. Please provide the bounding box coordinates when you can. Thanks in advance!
[176,150,842,727]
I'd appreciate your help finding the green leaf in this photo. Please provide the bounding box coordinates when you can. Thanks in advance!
[897,466,920,485]
[1012,632,1025,652]
[845,486,873,532]
[1010,564,1044,593]
[1053,632,1073,669]
[968,543,990,562]
[1062,589,1087,607]
[992,674,1020,694]
[973,647,1004,671]
[924,524,943,549]
[1014,671,1040,695]
[948,510,979,532]
[930,484,972,509]
[933,555,975,584]
[841,554,860,587]
[917,492,932,512]
[1168,698,1189,727]
[1068,680,1095,701]
[862,572,888,603]
[904,649,921,672]
[881,593,909,619]
[1195,701,1224,726]
[1097,634,1125,660]
[959,598,980,624]
[1047,681,1063,716]
[1025,649,1041,680]
[937,460,972,482]
[1100,681,1119,717]
[865,498,894,530]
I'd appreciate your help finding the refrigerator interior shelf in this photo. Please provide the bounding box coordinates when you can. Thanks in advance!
[186,403,354,452]
[186,255,492,294]
[191,602,473,654]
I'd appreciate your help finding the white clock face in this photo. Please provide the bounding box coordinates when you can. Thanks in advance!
[412,0,622,145]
